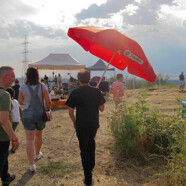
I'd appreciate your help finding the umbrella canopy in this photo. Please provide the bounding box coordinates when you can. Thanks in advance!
[68,26,156,82]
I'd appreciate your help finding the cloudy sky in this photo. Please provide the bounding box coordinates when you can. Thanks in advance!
[0,0,186,79]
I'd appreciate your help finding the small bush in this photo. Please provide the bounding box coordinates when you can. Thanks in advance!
[108,91,186,184]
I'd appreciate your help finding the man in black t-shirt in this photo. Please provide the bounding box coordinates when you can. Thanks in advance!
[66,70,106,186]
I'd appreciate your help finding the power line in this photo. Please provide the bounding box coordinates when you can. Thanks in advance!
[22,35,30,83]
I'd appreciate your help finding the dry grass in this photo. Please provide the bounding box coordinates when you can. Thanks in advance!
[7,88,186,186]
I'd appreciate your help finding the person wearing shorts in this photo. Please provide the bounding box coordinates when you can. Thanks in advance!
[110,73,125,107]
[19,67,51,172]
[179,72,185,91]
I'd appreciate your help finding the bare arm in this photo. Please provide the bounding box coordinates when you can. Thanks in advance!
[109,86,114,94]
[0,111,17,140]
[68,107,76,129]
[44,89,51,110]
[99,104,104,112]
[18,91,24,105]
[0,111,19,150]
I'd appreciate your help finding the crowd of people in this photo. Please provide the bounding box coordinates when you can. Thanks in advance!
[41,73,65,92]
[0,66,107,186]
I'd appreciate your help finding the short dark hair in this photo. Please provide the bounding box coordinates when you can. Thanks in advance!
[77,70,90,84]
[6,87,15,99]
[15,79,19,84]
[0,66,14,78]
[26,67,39,85]
[116,73,123,80]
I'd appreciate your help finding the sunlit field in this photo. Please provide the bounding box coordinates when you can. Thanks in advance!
[8,88,185,186]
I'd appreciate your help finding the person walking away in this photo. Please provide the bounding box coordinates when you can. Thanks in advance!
[6,87,21,154]
[0,66,19,185]
[18,67,51,172]
[12,79,20,101]
[57,74,62,89]
[54,75,58,86]
[110,73,125,107]
[44,75,49,87]
[179,72,185,91]
[65,70,106,186]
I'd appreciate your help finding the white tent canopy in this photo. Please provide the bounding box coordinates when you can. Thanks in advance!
[29,53,85,70]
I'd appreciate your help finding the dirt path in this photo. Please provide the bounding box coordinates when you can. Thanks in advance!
[8,89,185,186]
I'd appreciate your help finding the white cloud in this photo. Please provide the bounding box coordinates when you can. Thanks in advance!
[183,20,186,27]
[0,0,37,26]
[0,20,67,39]
[21,0,106,28]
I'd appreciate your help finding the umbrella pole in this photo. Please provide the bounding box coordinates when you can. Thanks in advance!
[96,52,116,88]
[66,129,76,148]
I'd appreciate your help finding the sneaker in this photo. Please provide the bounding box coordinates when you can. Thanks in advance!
[29,164,36,172]
[83,178,93,186]
[35,152,43,160]
[2,175,16,186]
[9,148,15,154]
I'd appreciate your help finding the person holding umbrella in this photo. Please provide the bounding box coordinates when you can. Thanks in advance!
[65,70,106,186]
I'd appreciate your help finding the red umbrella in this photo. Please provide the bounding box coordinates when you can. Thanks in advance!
[68,26,156,82]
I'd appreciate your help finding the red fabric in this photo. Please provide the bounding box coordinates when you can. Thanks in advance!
[68,26,156,82]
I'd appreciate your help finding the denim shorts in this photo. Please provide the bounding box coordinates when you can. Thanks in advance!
[22,118,46,131]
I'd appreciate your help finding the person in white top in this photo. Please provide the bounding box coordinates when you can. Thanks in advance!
[6,87,21,153]
[50,86,60,101]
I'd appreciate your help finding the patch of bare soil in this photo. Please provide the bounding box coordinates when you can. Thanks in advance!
[7,89,186,185]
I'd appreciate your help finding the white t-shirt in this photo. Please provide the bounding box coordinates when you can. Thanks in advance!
[19,83,47,110]
[49,90,55,99]
[58,75,62,81]
[12,99,20,123]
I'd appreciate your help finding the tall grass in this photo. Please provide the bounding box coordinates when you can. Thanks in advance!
[108,92,186,185]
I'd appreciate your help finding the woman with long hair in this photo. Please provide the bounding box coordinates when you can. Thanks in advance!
[18,67,51,172]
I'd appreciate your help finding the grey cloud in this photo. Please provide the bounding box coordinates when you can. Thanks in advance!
[0,21,67,39]
[122,0,177,25]
[76,0,131,20]
[76,0,177,26]
[0,0,37,22]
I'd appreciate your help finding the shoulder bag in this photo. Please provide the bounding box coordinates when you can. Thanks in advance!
[41,84,52,122]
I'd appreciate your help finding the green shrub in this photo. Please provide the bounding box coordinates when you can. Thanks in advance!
[108,91,186,184]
